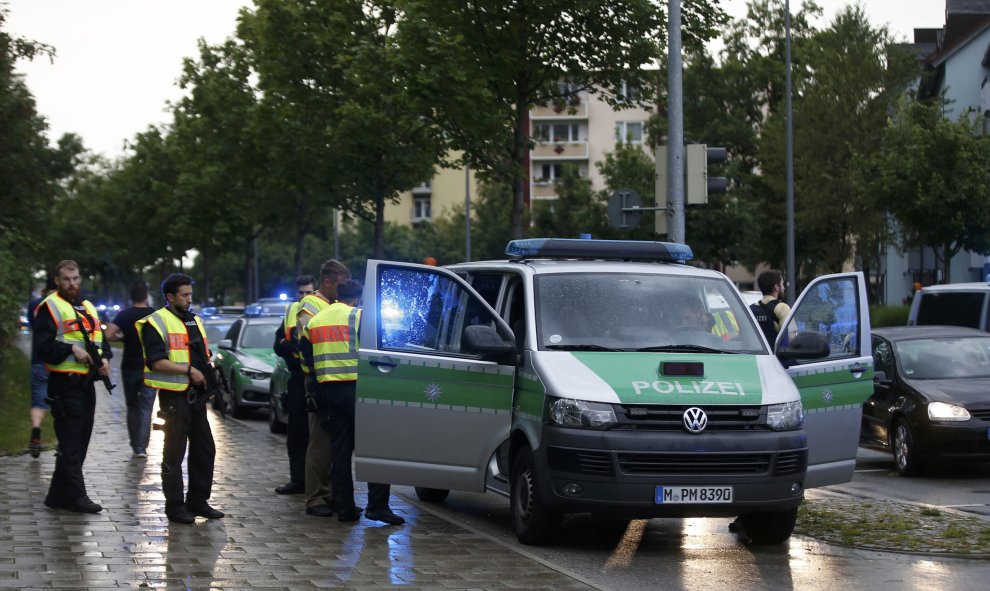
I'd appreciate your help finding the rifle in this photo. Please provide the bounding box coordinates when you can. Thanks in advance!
[187,362,228,419]
[72,312,115,394]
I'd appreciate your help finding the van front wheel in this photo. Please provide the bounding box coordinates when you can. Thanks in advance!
[510,446,561,545]
[739,508,798,544]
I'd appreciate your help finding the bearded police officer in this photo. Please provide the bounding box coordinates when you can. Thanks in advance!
[138,273,223,525]
[33,259,112,513]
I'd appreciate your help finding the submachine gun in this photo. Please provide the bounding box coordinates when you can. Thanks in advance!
[72,313,115,394]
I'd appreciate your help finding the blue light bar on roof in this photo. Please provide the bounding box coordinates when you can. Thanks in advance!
[505,238,693,262]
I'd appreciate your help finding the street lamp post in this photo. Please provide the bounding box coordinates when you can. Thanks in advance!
[785,0,795,304]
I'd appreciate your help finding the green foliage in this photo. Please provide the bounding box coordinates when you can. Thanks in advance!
[0,346,55,456]
[871,99,990,282]
[397,0,726,239]
[870,305,909,328]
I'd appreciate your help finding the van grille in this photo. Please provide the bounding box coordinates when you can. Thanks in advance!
[970,408,990,421]
[616,404,766,431]
[774,451,807,475]
[617,452,772,475]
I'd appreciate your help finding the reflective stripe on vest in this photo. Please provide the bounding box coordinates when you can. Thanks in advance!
[283,301,302,359]
[308,303,360,383]
[42,295,103,374]
[297,294,331,374]
[137,309,209,391]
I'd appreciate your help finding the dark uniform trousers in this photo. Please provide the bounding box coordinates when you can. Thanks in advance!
[286,370,310,485]
[45,374,97,505]
[323,380,390,513]
[158,390,216,510]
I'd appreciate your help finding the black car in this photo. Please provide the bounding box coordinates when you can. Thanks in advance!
[862,325,990,475]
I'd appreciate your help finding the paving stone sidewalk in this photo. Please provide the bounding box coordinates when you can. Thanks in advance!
[0,379,595,590]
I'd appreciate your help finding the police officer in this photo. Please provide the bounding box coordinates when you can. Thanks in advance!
[296,260,349,517]
[33,260,111,513]
[137,273,223,525]
[272,274,317,495]
[303,279,404,525]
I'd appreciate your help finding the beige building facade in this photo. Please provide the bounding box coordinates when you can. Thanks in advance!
[384,88,655,225]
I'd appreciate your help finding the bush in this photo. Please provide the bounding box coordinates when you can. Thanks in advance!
[871,305,909,328]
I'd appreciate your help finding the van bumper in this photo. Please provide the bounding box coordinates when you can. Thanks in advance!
[534,426,807,517]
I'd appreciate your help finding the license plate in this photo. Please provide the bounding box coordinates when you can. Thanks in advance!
[656,485,733,504]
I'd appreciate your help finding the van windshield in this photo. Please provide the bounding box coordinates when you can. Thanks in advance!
[534,273,766,353]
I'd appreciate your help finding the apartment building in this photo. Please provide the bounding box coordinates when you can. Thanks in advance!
[383,87,655,225]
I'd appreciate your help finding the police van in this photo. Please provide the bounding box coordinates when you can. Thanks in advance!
[355,239,872,545]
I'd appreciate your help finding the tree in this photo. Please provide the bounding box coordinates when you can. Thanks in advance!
[872,100,990,283]
[397,0,726,240]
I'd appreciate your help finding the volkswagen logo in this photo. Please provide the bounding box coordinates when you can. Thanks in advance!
[683,407,708,433]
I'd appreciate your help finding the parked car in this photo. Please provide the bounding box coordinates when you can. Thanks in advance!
[861,325,990,476]
[200,305,246,317]
[212,315,282,418]
[268,357,290,433]
[245,297,290,317]
[201,315,238,348]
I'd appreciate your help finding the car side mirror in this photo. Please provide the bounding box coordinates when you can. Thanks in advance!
[776,331,830,361]
[873,370,888,383]
[217,339,233,350]
[463,324,515,356]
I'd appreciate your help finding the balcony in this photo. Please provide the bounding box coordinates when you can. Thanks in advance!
[531,141,589,160]
[530,183,559,200]
[531,99,587,119]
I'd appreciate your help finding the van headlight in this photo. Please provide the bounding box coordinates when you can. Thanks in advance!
[549,398,618,430]
[928,401,970,422]
[766,401,804,431]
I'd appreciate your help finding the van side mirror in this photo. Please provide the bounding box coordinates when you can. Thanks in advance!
[873,370,888,383]
[217,339,233,350]
[776,331,830,361]
[463,325,515,356]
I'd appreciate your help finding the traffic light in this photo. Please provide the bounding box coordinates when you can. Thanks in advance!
[685,144,728,205]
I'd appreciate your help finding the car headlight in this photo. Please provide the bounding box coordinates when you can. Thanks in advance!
[928,401,971,422]
[549,398,618,430]
[241,368,271,381]
[766,401,804,431]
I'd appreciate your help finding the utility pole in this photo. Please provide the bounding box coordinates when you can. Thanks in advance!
[785,0,796,304]
[465,165,472,262]
[667,0,685,244]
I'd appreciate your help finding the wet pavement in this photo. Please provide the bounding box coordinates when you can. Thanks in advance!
[0,383,597,590]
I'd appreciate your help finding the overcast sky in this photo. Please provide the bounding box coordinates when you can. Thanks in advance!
[5,0,946,160]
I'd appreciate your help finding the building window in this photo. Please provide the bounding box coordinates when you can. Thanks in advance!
[413,195,432,222]
[536,163,564,184]
[533,123,580,143]
[620,80,643,102]
[615,121,644,144]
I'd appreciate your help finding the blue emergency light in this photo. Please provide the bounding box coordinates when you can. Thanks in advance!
[505,238,693,263]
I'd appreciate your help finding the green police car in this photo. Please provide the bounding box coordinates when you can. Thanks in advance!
[354,238,873,545]
[212,315,282,418]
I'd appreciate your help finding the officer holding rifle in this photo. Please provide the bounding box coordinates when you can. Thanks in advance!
[138,273,225,525]
[32,259,113,514]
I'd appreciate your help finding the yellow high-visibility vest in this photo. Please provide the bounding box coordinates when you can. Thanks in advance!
[136,308,209,391]
[40,294,103,375]
[297,293,331,374]
[305,302,360,383]
[282,301,302,360]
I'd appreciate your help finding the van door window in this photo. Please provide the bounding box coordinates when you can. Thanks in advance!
[916,292,985,329]
[780,276,860,364]
[377,266,507,357]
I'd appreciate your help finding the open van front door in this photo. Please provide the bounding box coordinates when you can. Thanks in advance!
[354,261,516,492]
[778,272,872,488]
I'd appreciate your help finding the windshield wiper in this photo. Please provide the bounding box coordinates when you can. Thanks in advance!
[545,344,621,352]
[636,344,736,354]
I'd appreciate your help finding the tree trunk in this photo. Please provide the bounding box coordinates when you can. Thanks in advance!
[510,99,530,240]
[201,244,211,305]
[244,236,253,303]
[374,175,386,259]
[293,193,307,278]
